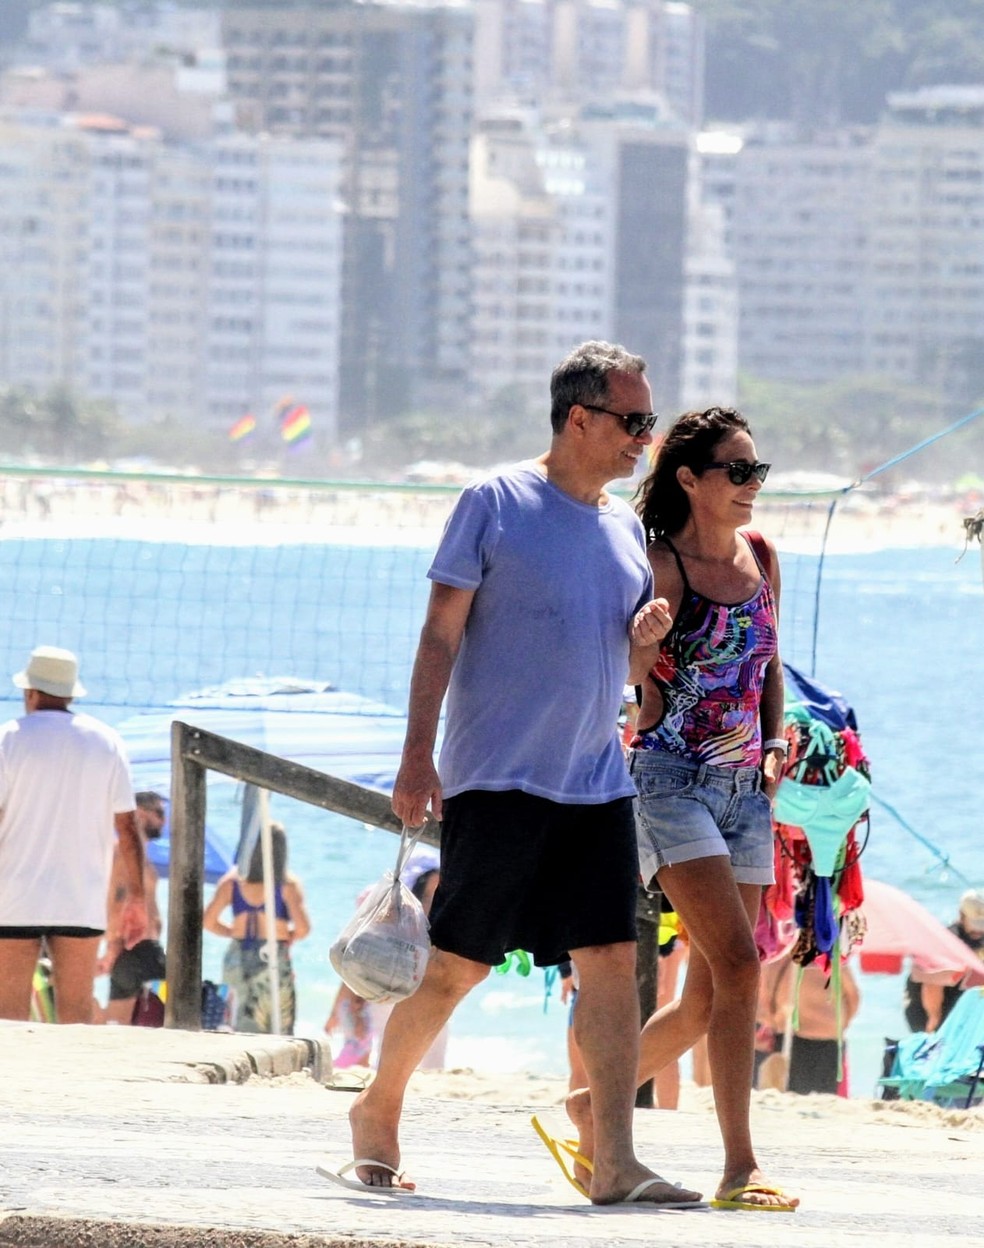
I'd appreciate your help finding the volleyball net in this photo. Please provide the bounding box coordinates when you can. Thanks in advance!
[0,464,946,713]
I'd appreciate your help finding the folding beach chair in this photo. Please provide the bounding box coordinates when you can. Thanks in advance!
[879,987,984,1108]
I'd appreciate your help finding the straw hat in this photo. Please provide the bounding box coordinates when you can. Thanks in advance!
[12,646,86,699]
[958,889,984,934]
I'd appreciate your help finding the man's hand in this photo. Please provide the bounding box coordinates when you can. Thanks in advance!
[392,752,442,827]
[630,597,672,648]
[120,897,148,950]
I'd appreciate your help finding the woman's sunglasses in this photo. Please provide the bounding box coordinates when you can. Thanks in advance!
[702,460,771,486]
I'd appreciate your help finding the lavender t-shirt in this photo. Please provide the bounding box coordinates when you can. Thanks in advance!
[429,462,652,804]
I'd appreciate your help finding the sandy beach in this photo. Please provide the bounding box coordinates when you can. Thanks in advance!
[1,470,979,554]
[402,1063,984,1131]
[2,1021,983,1248]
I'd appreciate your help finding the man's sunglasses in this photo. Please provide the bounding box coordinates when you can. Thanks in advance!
[581,404,659,437]
[702,460,771,486]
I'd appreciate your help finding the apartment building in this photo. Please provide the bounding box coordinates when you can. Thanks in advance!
[0,111,343,433]
[470,112,611,397]
[221,2,473,428]
[728,129,872,386]
[867,87,984,407]
[473,0,704,126]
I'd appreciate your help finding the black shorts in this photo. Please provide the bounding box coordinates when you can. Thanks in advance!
[428,790,638,968]
[109,939,167,1000]
[788,1035,840,1096]
[0,926,103,939]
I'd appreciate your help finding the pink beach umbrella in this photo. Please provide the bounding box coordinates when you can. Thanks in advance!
[854,878,984,985]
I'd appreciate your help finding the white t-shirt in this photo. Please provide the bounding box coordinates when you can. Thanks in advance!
[0,710,135,929]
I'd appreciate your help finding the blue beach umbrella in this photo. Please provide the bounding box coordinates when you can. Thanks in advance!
[116,675,414,880]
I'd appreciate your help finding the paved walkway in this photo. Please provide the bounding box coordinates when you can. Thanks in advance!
[1,1020,982,1247]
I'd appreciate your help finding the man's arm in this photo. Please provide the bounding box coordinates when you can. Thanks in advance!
[391,580,475,827]
[114,810,148,948]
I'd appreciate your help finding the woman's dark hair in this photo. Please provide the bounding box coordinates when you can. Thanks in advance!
[635,407,751,542]
[246,822,288,886]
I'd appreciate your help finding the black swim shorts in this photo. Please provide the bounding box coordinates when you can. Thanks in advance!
[109,938,167,999]
[428,789,638,967]
[0,926,103,939]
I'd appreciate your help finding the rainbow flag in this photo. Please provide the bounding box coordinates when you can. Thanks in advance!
[280,404,312,444]
[228,413,257,442]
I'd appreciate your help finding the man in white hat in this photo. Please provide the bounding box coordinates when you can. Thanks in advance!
[0,645,147,1022]
[903,887,984,1033]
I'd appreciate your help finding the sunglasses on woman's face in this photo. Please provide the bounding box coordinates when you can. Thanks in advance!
[702,460,771,486]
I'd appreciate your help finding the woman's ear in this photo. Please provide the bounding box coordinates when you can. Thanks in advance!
[676,463,697,493]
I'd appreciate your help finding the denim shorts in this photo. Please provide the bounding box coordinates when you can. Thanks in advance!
[629,750,775,887]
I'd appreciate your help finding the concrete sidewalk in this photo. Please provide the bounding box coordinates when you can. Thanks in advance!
[1,1020,983,1248]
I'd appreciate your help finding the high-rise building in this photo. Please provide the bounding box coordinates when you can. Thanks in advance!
[0,111,343,434]
[728,128,872,385]
[868,87,984,407]
[582,104,691,411]
[472,0,703,126]
[470,111,611,397]
[221,2,474,430]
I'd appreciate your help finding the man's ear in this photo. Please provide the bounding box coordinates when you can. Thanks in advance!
[566,403,589,436]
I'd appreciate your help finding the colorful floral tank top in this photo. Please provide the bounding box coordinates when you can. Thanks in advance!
[632,534,778,767]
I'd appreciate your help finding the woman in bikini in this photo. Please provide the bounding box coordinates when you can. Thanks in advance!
[566,407,799,1211]
[203,822,311,1034]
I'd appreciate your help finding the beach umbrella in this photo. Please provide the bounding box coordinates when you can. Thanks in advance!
[854,879,984,986]
[116,675,413,879]
[118,676,410,792]
[147,805,235,884]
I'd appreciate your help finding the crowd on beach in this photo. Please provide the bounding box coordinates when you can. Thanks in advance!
[1,339,982,1217]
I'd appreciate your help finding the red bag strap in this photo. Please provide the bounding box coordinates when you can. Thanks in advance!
[743,528,773,586]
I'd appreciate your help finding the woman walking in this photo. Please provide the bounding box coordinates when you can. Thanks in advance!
[567,407,798,1211]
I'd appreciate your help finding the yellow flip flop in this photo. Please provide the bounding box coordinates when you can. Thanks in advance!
[710,1182,797,1212]
[530,1114,593,1199]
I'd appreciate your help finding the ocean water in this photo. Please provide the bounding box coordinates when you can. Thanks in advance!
[1,534,981,1096]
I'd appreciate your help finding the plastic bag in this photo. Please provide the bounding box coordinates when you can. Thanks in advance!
[329,826,432,1003]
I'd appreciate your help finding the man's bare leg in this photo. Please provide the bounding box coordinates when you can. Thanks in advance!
[47,935,100,1023]
[568,863,797,1209]
[566,952,712,1177]
[348,948,488,1188]
[0,937,41,1020]
[568,941,701,1206]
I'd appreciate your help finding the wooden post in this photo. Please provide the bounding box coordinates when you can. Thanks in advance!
[634,887,661,1109]
[164,721,208,1030]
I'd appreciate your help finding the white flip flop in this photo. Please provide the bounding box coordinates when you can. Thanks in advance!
[316,1158,416,1196]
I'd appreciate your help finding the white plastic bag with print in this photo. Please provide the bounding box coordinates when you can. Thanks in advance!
[329,825,432,1003]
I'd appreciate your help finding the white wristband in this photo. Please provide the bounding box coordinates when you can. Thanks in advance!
[762,738,788,756]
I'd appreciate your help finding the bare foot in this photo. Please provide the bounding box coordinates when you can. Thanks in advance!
[592,1164,703,1207]
[714,1169,798,1210]
[347,1090,416,1191]
[565,1088,702,1207]
[564,1087,595,1193]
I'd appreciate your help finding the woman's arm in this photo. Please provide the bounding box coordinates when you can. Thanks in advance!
[283,877,312,943]
[628,543,683,689]
[759,537,785,796]
[202,874,235,938]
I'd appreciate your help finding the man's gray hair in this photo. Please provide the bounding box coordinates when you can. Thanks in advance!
[549,340,647,434]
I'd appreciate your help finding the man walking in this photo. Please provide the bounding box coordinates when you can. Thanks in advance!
[330,341,701,1206]
[0,645,146,1023]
